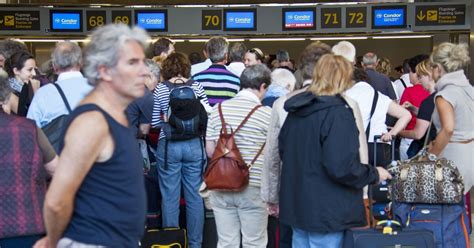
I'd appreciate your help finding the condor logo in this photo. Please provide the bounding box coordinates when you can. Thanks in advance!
[384,13,402,18]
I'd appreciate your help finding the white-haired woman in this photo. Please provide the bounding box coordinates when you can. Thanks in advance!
[262,68,296,107]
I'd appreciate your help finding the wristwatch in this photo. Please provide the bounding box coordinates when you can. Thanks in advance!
[427,152,437,161]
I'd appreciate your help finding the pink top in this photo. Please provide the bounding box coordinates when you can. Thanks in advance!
[400,84,430,130]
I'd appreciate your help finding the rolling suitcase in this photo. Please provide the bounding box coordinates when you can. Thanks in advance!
[370,135,396,221]
[344,190,435,247]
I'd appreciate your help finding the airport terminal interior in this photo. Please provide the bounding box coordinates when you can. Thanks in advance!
[0,0,473,247]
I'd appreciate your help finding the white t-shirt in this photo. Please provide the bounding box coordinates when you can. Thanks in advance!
[191,58,212,76]
[345,81,392,142]
[393,73,412,102]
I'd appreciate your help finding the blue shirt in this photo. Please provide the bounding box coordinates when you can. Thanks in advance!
[27,71,92,127]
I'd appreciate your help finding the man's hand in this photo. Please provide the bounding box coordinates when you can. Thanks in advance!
[267,203,279,217]
[376,167,392,183]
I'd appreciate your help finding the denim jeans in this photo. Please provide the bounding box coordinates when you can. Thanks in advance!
[210,186,268,248]
[292,228,343,248]
[157,138,205,248]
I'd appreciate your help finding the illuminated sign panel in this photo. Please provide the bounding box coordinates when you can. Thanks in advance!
[282,8,315,30]
[372,6,406,28]
[50,10,82,32]
[224,9,256,31]
[135,10,167,31]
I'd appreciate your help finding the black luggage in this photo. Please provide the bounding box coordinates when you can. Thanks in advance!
[343,226,435,248]
[141,228,187,248]
[344,144,436,248]
[370,135,396,205]
[202,210,218,248]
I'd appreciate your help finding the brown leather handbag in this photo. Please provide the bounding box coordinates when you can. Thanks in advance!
[204,104,265,192]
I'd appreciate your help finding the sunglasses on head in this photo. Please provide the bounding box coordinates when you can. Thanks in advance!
[248,48,264,60]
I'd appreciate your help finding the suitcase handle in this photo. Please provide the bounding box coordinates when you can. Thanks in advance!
[372,135,396,167]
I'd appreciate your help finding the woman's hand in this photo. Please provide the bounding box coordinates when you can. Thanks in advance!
[380,132,393,142]
[376,167,393,183]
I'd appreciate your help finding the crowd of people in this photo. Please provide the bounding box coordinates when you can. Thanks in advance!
[0,23,473,248]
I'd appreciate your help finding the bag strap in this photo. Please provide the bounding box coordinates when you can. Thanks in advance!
[248,142,265,168]
[52,83,72,114]
[399,78,407,88]
[218,104,262,137]
[365,88,379,140]
[234,105,262,134]
[423,117,433,148]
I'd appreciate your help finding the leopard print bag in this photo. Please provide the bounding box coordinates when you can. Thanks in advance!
[388,150,464,204]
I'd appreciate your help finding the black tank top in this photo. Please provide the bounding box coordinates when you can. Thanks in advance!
[60,104,146,247]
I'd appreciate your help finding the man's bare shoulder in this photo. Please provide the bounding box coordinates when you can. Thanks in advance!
[65,110,109,140]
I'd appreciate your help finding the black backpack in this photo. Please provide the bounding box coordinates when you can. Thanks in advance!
[161,79,208,170]
[162,79,207,141]
[41,84,72,153]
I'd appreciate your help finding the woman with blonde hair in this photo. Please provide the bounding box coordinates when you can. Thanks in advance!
[428,42,474,194]
[398,59,438,158]
[279,54,392,247]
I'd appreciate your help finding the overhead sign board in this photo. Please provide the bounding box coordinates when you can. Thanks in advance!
[320,8,341,29]
[135,10,167,31]
[86,10,106,31]
[50,10,83,32]
[112,10,131,26]
[372,6,406,29]
[415,5,465,26]
[224,9,256,31]
[282,8,316,30]
[0,11,40,31]
[202,9,222,30]
[346,7,367,28]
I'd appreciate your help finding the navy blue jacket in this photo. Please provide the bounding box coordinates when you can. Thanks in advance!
[279,92,379,233]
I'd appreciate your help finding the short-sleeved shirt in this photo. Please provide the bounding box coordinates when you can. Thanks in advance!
[409,92,437,151]
[206,89,272,187]
[345,81,392,142]
[27,72,92,128]
[400,84,430,130]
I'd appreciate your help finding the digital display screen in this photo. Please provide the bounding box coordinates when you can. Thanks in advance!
[373,7,406,28]
[50,11,82,31]
[224,9,256,31]
[135,11,167,31]
[283,9,315,29]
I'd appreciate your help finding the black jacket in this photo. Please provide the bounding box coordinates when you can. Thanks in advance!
[278,92,379,233]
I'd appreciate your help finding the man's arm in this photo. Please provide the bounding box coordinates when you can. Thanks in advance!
[43,111,111,247]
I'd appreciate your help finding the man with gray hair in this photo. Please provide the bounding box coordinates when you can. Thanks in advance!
[206,64,272,247]
[0,39,28,69]
[362,52,397,100]
[275,49,294,72]
[37,24,150,248]
[27,41,92,129]
[192,36,240,106]
[227,42,247,77]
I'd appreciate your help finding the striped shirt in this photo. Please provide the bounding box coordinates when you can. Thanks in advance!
[206,90,271,187]
[192,64,240,107]
[151,80,209,140]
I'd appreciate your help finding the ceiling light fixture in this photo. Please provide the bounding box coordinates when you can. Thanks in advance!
[249,38,306,42]
[372,35,433,39]
[310,37,368,41]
